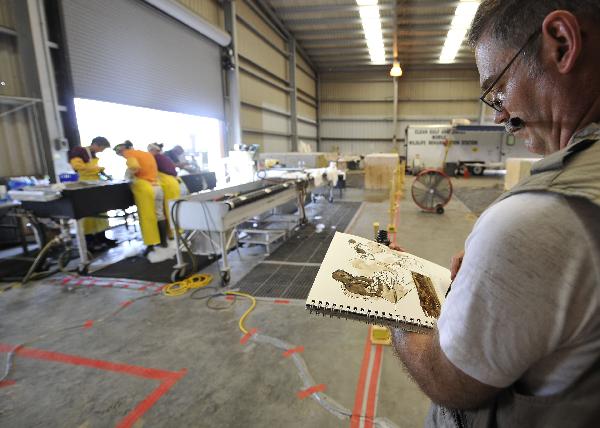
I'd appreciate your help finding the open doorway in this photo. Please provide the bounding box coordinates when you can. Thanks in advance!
[73,98,224,180]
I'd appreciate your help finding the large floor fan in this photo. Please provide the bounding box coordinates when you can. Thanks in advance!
[411,169,453,214]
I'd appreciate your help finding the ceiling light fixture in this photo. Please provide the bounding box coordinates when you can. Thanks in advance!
[439,0,480,64]
[356,0,386,64]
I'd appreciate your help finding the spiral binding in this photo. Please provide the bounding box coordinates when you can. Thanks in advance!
[306,299,436,332]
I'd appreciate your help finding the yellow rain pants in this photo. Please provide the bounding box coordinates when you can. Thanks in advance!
[130,178,164,246]
[158,172,181,239]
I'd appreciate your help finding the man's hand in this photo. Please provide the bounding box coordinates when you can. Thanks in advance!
[450,250,465,280]
[389,243,406,252]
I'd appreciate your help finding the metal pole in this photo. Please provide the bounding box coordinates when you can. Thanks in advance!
[392,0,400,153]
[74,219,90,272]
[392,76,399,152]
[224,0,242,151]
[289,38,298,152]
[316,74,321,151]
[24,0,70,180]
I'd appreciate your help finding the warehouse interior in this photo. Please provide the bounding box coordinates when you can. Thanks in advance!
[0,0,554,427]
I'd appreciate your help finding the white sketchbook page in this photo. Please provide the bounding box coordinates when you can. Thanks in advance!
[307,232,451,327]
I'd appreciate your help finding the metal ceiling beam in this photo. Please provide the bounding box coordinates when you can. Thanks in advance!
[253,0,317,72]
[319,62,476,73]
[313,55,473,65]
[315,54,475,65]
[292,23,451,38]
[268,2,396,15]
[302,36,445,47]
[283,15,450,27]
[269,1,460,14]
[297,33,445,45]
[309,47,471,56]
[317,62,476,71]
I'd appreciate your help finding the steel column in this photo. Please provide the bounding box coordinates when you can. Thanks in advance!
[288,38,298,152]
[316,74,321,151]
[392,76,399,151]
[224,0,242,151]
[13,0,69,181]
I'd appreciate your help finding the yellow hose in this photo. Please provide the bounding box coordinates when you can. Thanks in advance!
[225,291,256,335]
[162,273,213,296]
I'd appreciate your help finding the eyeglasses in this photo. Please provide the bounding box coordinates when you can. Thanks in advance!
[479,30,541,113]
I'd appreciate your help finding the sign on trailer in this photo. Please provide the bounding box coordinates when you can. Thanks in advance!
[405,125,538,174]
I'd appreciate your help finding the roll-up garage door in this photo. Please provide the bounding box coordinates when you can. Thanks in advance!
[61,0,224,119]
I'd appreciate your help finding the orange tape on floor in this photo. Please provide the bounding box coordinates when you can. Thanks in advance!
[297,384,326,399]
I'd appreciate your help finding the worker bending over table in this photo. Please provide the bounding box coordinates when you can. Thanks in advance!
[148,143,181,239]
[114,141,167,254]
[68,136,117,251]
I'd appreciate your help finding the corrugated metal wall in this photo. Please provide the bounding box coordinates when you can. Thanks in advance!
[176,0,223,28]
[236,1,317,153]
[0,2,45,177]
[319,69,487,155]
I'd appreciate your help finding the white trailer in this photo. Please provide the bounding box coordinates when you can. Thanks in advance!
[405,125,539,175]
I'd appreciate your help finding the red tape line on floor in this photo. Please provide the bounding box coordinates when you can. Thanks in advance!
[121,300,133,308]
[350,332,372,428]
[0,380,16,388]
[282,346,304,357]
[297,384,326,399]
[274,299,290,304]
[364,344,384,428]
[0,343,187,428]
[240,328,257,345]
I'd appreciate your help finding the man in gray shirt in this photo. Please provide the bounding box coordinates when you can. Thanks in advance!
[391,1,600,426]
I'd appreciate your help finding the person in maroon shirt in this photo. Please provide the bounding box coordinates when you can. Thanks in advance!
[148,143,181,239]
[148,143,177,176]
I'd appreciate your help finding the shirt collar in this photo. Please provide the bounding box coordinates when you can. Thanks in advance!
[531,122,600,174]
[569,122,600,147]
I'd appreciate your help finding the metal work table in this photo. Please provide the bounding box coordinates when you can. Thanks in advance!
[170,179,306,284]
[18,181,134,273]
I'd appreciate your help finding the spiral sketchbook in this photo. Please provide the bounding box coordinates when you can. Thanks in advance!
[306,232,451,332]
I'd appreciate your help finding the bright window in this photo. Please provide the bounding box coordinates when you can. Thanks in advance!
[73,98,224,180]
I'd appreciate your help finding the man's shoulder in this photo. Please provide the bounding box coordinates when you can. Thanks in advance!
[468,191,597,265]
[477,192,575,234]
[68,146,88,160]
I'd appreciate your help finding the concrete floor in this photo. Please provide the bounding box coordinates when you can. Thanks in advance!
[0,175,502,427]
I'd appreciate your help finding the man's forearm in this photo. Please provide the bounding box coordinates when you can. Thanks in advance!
[391,328,500,409]
[391,328,440,399]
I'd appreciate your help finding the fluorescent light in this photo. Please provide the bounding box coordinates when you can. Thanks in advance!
[356,0,378,5]
[390,61,403,77]
[356,0,386,64]
[439,0,480,63]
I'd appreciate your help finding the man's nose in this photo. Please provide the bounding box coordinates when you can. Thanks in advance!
[494,108,510,125]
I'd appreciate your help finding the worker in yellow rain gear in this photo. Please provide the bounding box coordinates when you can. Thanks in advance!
[114,141,167,254]
[148,143,181,239]
[68,136,118,251]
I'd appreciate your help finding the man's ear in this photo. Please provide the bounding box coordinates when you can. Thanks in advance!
[541,11,582,74]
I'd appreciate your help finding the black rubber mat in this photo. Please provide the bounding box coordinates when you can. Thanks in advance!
[266,201,361,264]
[90,253,213,283]
[0,258,37,282]
[237,264,320,300]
